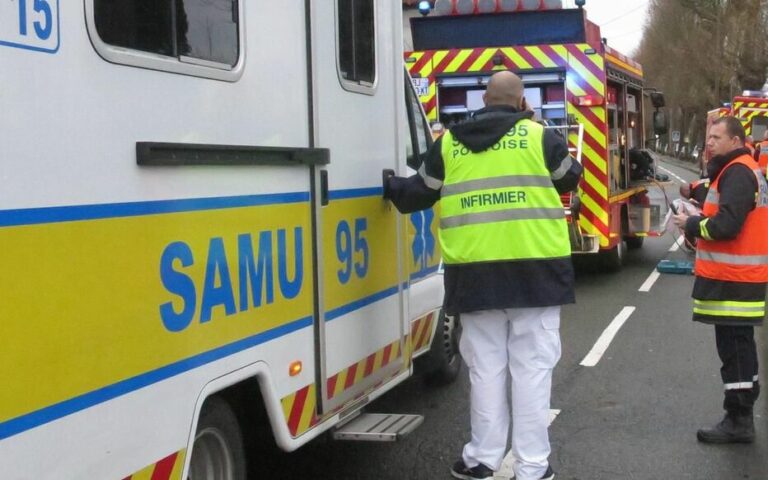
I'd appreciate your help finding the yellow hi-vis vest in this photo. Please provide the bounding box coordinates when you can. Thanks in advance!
[438,119,571,265]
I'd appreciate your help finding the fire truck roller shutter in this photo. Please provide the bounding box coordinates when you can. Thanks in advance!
[498,0,518,11]
[519,0,541,9]
[455,0,475,14]
[541,0,563,8]
[477,0,497,13]
[434,0,454,15]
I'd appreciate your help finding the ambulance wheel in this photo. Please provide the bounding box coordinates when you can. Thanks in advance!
[188,396,247,480]
[422,311,462,386]
[624,236,644,249]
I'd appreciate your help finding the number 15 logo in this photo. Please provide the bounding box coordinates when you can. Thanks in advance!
[1,0,59,53]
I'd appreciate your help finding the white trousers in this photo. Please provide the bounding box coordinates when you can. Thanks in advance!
[459,306,561,480]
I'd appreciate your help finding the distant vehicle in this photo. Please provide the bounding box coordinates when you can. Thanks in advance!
[705,92,768,164]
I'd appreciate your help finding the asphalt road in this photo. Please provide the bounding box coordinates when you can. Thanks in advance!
[254,158,768,480]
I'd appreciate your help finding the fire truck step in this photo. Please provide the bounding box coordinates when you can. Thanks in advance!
[332,413,423,442]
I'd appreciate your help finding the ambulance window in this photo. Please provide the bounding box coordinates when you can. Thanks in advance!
[405,71,432,169]
[337,0,376,90]
[91,0,241,80]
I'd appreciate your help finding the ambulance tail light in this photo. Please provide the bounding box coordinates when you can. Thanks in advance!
[575,94,604,107]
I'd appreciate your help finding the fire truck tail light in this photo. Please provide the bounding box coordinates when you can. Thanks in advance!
[575,95,605,107]
[289,361,303,377]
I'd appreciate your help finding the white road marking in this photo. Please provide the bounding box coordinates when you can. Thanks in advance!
[669,235,682,252]
[638,270,661,292]
[494,410,561,479]
[580,307,636,367]
[657,165,686,184]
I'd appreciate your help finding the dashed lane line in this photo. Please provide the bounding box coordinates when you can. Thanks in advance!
[639,270,661,292]
[580,306,636,367]
[657,165,686,184]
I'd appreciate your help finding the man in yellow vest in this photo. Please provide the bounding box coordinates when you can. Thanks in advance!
[673,116,768,444]
[385,71,582,480]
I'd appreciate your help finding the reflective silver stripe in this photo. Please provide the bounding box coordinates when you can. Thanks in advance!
[696,250,768,265]
[440,207,565,229]
[442,175,552,196]
[550,155,575,181]
[725,381,754,390]
[694,303,765,314]
[705,189,719,205]
[418,163,443,190]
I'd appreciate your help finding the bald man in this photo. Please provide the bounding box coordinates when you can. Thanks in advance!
[385,71,582,480]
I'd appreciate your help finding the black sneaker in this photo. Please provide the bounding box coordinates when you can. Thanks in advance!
[450,460,494,480]
[540,465,555,480]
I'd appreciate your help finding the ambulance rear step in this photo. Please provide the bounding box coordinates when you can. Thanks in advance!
[332,413,423,442]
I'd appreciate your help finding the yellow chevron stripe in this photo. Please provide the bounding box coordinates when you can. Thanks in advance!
[582,147,608,181]
[566,51,605,94]
[297,385,315,434]
[445,49,473,73]
[526,46,558,68]
[373,346,385,370]
[567,80,587,97]
[354,359,366,384]
[391,339,401,359]
[334,370,348,397]
[577,213,608,246]
[501,47,532,69]
[425,51,450,77]
[583,167,608,201]
[572,111,607,145]
[471,48,496,71]
[170,451,186,480]
[580,183,608,218]
[549,45,604,95]
[581,130,608,168]
[281,392,295,422]
[575,44,604,70]
[130,468,154,480]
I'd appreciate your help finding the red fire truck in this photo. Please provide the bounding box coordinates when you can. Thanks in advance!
[705,91,768,164]
[406,0,666,269]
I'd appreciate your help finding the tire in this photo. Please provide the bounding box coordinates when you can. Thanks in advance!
[418,311,463,386]
[188,396,247,480]
[624,236,644,249]
[600,239,625,272]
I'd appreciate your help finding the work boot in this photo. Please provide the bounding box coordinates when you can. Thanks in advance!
[696,413,755,444]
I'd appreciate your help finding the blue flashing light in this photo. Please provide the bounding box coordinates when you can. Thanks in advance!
[418,0,432,16]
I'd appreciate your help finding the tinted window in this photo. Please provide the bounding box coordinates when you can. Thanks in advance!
[338,0,375,85]
[95,0,238,67]
[405,72,432,170]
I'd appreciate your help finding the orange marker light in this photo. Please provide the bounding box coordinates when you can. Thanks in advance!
[289,361,303,377]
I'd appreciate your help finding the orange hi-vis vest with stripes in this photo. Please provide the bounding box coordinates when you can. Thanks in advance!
[758,142,768,177]
[695,154,768,283]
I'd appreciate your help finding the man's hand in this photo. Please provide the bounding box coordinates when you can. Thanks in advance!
[672,212,689,229]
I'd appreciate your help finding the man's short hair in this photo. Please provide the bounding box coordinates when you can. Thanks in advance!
[713,116,746,144]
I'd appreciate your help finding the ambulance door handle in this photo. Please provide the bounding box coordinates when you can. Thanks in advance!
[320,170,329,206]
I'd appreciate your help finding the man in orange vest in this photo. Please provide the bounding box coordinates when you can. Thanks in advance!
[756,130,768,177]
[673,116,768,443]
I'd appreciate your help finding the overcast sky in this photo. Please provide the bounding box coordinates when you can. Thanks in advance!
[562,0,649,57]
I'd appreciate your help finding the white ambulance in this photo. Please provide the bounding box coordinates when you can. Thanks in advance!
[0,1,457,478]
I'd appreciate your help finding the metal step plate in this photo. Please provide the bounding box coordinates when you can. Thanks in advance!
[332,413,424,442]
